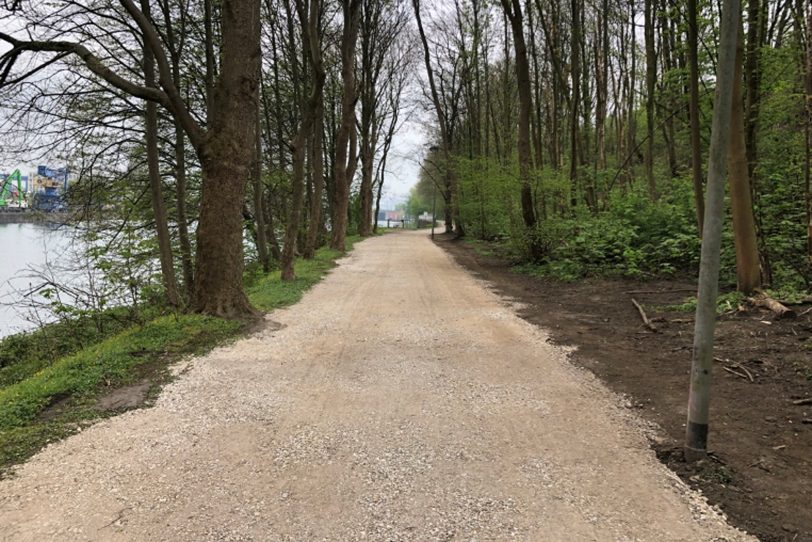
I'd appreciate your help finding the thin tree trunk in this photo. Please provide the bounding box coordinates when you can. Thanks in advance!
[141,0,180,308]
[174,125,194,300]
[253,65,270,272]
[688,0,706,235]
[685,0,741,461]
[805,1,812,265]
[413,0,464,237]
[644,0,658,199]
[569,0,581,207]
[283,0,326,279]
[330,0,361,251]
[500,0,538,238]
[304,100,325,258]
[728,26,762,293]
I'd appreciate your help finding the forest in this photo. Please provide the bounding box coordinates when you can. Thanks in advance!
[408,0,811,300]
[0,0,808,320]
[0,0,810,537]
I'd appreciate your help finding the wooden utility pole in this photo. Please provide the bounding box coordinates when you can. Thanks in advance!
[685,0,741,461]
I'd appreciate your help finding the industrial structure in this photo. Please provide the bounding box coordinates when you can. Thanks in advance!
[0,166,69,213]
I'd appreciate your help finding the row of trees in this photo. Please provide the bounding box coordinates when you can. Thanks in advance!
[0,0,415,318]
[407,0,810,458]
[409,0,811,293]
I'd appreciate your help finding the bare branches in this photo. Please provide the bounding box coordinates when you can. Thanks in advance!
[0,31,166,104]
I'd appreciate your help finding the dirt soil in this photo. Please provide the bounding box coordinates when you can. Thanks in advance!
[436,234,812,542]
[0,231,753,541]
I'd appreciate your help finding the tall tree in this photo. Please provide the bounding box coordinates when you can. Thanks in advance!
[331,0,362,251]
[643,0,658,199]
[0,0,265,318]
[728,25,761,293]
[282,0,326,279]
[499,0,537,239]
[688,0,706,234]
[141,0,181,308]
[685,0,741,461]
[413,0,464,237]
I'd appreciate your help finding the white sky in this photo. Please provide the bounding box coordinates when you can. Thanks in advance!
[377,115,426,209]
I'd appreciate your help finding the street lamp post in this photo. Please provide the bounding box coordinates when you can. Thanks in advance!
[431,181,437,240]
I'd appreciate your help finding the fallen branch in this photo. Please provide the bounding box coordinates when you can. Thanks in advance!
[723,366,753,382]
[623,288,696,295]
[751,292,796,319]
[792,397,812,406]
[729,363,754,382]
[776,296,812,306]
[631,298,658,332]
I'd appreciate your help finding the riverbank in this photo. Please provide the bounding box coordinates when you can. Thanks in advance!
[0,211,69,225]
[0,235,362,475]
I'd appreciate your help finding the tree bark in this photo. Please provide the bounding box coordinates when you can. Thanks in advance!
[283,0,326,279]
[330,0,362,251]
[805,1,812,265]
[685,0,741,461]
[688,0,705,235]
[644,0,658,199]
[304,99,325,258]
[413,0,464,237]
[500,0,537,236]
[141,0,180,309]
[253,65,270,273]
[728,26,761,294]
[192,0,261,317]
[568,0,581,207]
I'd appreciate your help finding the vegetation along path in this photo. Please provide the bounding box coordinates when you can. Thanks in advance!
[0,231,753,541]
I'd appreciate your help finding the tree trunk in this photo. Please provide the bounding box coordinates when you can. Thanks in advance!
[688,0,705,235]
[331,0,361,251]
[174,125,195,301]
[253,70,270,273]
[500,0,537,236]
[685,0,741,461]
[728,26,761,294]
[595,6,608,171]
[304,99,325,258]
[805,1,812,265]
[192,0,261,318]
[644,0,658,199]
[283,0,326,279]
[141,0,180,309]
[413,0,464,237]
[569,0,581,207]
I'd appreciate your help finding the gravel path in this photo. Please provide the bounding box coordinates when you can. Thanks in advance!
[1,231,753,541]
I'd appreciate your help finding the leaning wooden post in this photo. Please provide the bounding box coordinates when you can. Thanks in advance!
[685,0,741,461]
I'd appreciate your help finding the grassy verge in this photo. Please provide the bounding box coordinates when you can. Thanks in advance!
[0,237,361,474]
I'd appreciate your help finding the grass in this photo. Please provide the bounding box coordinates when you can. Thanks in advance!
[0,238,362,474]
[660,291,747,314]
[246,235,361,310]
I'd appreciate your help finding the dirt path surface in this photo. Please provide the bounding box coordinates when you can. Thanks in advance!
[435,235,812,542]
[0,231,754,541]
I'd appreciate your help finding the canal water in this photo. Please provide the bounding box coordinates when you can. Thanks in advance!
[0,222,74,339]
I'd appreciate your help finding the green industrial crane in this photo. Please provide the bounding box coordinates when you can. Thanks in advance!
[0,169,23,208]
